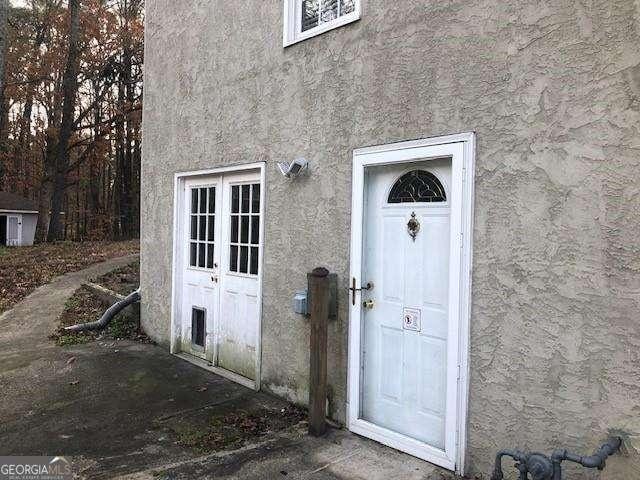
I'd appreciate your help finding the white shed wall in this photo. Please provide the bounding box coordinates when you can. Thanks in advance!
[20,214,38,246]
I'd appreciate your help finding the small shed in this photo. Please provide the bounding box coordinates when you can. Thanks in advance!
[0,192,39,247]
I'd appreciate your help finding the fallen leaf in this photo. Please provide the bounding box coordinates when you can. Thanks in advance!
[66,357,77,365]
[0,241,139,314]
[69,380,79,385]
[197,387,208,392]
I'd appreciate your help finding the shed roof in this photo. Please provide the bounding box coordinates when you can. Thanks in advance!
[0,192,39,213]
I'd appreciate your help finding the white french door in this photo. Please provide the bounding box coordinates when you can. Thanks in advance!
[348,135,475,474]
[177,167,263,386]
[181,177,221,361]
[217,172,262,381]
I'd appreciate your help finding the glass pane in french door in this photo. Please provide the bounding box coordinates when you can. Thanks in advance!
[229,183,260,275]
[189,186,215,269]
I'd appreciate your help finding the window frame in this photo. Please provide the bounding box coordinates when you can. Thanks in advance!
[283,0,361,47]
[187,185,217,271]
[227,182,261,277]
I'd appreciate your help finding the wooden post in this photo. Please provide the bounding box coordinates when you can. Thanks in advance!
[308,266,330,437]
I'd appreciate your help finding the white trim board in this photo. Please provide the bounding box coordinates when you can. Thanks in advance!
[347,133,475,475]
[170,161,266,391]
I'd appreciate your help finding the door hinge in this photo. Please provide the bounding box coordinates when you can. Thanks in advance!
[457,364,461,381]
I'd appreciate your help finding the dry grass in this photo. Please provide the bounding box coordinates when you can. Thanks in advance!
[94,261,139,295]
[0,240,139,313]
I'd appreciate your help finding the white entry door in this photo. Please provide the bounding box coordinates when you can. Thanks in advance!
[362,158,453,449]
[179,169,263,384]
[349,136,474,473]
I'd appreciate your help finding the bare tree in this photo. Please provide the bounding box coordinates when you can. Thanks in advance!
[0,0,9,189]
[2,0,144,242]
[47,0,81,241]
[13,1,56,195]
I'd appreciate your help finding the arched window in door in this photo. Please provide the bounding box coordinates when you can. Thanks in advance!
[388,170,447,203]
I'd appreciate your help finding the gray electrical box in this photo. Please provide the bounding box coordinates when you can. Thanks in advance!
[294,272,339,318]
[293,290,308,315]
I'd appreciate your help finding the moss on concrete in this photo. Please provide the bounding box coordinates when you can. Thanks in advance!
[160,402,306,455]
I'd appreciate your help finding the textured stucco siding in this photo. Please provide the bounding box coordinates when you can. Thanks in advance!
[141,0,640,477]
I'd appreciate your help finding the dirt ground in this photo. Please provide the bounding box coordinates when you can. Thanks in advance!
[51,284,149,346]
[0,240,139,313]
[50,259,144,346]
[94,261,139,296]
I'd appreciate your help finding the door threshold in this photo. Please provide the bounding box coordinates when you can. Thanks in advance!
[173,352,258,391]
[349,418,455,470]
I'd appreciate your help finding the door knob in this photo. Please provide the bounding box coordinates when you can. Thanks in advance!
[349,278,374,305]
[362,299,375,309]
[211,275,218,283]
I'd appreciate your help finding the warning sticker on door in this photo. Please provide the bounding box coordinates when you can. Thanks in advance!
[403,307,421,332]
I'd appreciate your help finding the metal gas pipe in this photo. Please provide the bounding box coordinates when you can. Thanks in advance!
[490,436,622,480]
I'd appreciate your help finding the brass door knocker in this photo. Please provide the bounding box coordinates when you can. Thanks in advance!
[407,212,420,241]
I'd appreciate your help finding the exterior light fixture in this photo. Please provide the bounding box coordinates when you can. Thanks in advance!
[277,157,308,178]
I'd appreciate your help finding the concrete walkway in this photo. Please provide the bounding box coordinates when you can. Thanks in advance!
[0,258,453,480]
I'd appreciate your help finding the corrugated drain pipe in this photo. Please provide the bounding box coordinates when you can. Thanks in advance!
[64,288,141,333]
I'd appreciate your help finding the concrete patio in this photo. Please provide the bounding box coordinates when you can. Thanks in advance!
[0,258,456,479]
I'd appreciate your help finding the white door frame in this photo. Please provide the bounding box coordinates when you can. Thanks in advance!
[170,161,266,391]
[347,133,475,474]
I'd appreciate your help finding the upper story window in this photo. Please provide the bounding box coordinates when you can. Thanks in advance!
[284,0,361,46]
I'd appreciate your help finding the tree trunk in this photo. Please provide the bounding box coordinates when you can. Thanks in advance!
[36,129,57,241]
[12,92,35,194]
[113,75,126,239]
[122,24,136,239]
[74,163,80,240]
[0,0,9,190]
[47,0,82,242]
[14,23,47,196]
